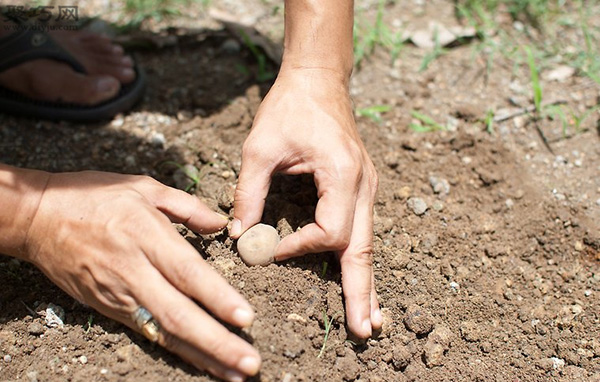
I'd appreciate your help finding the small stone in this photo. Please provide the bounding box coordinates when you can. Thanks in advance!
[395,186,412,200]
[217,183,235,209]
[150,132,166,147]
[282,373,293,382]
[596,198,600,206]
[449,281,460,292]
[585,290,592,297]
[116,345,136,362]
[505,198,514,209]
[220,38,241,54]
[79,355,87,364]
[403,304,434,335]
[27,322,45,335]
[124,155,136,167]
[45,303,65,328]
[429,176,450,195]
[431,201,444,211]
[287,313,307,323]
[237,224,280,266]
[4,354,11,362]
[543,65,575,82]
[407,197,428,216]
[100,368,108,375]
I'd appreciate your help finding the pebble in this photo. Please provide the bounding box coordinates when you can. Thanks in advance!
[395,186,412,200]
[220,38,241,54]
[584,290,592,297]
[596,198,600,206]
[286,313,307,323]
[407,197,428,216]
[505,198,514,209]
[403,304,434,335]
[429,176,450,195]
[27,322,45,335]
[150,132,166,147]
[449,281,460,292]
[79,355,87,364]
[45,303,65,328]
[26,371,38,382]
[431,200,444,212]
[4,354,11,362]
[237,224,280,266]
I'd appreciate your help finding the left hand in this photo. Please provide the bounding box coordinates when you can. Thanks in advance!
[231,68,382,338]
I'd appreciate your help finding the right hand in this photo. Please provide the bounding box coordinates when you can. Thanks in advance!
[23,171,261,382]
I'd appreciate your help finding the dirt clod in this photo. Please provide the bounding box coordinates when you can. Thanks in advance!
[403,305,434,335]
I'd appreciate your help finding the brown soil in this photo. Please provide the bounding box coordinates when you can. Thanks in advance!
[1,1,600,381]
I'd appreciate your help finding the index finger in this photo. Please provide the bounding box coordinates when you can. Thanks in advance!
[275,165,360,259]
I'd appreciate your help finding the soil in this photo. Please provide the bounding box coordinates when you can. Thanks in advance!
[1,1,600,381]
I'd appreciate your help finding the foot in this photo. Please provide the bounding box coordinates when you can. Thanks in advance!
[0,29,135,105]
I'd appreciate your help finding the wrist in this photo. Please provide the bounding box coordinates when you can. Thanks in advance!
[0,164,50,260]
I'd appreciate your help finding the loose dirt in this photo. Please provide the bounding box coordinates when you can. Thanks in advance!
[1,1,599,381]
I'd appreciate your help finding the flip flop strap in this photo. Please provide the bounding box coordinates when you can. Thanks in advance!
[0,29,86,74]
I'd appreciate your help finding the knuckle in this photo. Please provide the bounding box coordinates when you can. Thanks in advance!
[322,227,351,250]
[158,305,187,335]
[340,243,374,268]
[171,259,202,292]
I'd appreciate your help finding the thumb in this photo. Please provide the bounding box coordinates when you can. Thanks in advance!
[231,155,273,238]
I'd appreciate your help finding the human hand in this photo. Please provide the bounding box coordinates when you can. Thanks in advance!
[23,171,261,381]
[231,68,382,338]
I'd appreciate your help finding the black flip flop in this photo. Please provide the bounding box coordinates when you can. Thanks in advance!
[0,29,146,122]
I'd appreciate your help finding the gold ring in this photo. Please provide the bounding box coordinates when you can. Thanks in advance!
[132,306,160,343]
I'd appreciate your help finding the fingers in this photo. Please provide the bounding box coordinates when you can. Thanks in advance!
[231,141,275,238]
[132,263,261,379]
[338,185,378,338]
[137,178,229,234]
[275,165,359,259]
[140,208,255,328]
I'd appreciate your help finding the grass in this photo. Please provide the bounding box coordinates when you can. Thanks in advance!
[317,311,340,358]
[121,0,189,28]
[525,46,543,116]
[354,0,406,68]
[356,105,392,123]
[84,314,94,334]
[158,161,201,192]
[409,111,447,132]
[238,30,276,82]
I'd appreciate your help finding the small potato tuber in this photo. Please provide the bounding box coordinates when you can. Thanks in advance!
[236,224,280,266]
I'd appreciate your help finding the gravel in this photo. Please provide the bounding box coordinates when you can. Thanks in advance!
[407,197,428,216]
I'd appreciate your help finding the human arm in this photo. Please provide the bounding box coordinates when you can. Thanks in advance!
[231,0,382,338]
[0,164,261,381]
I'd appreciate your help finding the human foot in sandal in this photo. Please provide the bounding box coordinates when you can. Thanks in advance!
[0,26,145,121]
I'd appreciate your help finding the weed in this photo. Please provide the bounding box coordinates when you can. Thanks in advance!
[121,0,188,29]
[409,111,447,132]
[320,261,328,279]
[158,161,201,192]
[354,0,405,68]
[484,109,495,135]
[239,30,275,82]
[84,314,94,334]
[419,29,448,72]
[318,311,340,358]
[525,46,543,116]
[356,105,392,123]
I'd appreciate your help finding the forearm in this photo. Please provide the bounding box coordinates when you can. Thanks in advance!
[0,164,49,259]
[282,0,354,81]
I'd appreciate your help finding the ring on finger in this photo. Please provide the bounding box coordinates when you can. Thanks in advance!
[132,306,160,343]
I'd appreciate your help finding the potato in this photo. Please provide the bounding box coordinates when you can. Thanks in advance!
[236,224,280,266]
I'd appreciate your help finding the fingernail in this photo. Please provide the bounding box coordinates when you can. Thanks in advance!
[232,307,254,327]
[372,309,383,327]
[230,219,242,238]
[224,369,245,382]
[362,318,372,337]
[97,77,117,94]
[238,356,261,376]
